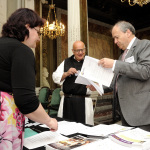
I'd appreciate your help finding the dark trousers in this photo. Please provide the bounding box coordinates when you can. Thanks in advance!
[63,96,85,124]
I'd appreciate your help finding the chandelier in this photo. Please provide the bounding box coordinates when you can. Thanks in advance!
[40,0,65,39]
[121,0,150,6]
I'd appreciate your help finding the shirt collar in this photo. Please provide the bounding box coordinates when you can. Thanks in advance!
[73,56,85,62]
[127,37,136,50]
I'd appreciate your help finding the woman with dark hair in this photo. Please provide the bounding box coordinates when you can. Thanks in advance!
[0,8,58,150]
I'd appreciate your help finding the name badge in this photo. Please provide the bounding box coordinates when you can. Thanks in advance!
[75,70,81,76]
[125,56,135,63]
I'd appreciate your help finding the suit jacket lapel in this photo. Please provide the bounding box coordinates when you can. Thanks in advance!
[125,38,139,59]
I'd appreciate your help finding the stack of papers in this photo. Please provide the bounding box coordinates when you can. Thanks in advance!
[39,121,91,136]
[109,128,150,150]
[56,121,91,136]
[75,56,114,95]
[24,131,68,149]
[24,120,150,150]
[80,124,133,137]
[24,121,150,150]
[39,121,133,138]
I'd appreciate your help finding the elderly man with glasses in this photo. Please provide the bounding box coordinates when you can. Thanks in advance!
[52,41,94,125]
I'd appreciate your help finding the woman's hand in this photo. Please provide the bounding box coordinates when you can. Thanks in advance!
[47,118,58,132]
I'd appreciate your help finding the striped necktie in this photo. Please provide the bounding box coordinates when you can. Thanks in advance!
[121,49,128,61]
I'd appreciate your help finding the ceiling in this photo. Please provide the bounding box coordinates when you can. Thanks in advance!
[88,0,150,30]
[47,0,150,30]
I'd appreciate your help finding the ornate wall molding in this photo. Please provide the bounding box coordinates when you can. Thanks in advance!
[68,0,81,57]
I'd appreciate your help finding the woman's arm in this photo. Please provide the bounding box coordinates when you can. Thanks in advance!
[25,103,58,131]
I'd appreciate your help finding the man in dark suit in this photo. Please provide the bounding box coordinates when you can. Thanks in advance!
[99,20,150,131]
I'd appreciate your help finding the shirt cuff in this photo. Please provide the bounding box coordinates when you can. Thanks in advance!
[86,88,91,94]
[112,60,116,72]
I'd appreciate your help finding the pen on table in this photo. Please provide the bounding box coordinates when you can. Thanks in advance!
[86,135,106,139]
[31,127,42,133]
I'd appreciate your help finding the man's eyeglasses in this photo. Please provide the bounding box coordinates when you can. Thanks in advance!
[34,28,41,36]
[73,48,86,53]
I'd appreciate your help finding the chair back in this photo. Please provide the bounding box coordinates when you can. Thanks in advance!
[49,88,61,116]
[38,87,51,108]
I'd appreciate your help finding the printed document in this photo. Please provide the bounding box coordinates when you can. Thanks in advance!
[56,121,91,136]
[24,131,67,149]
[80,124,133,137]
[75,56,114,95]
[109,128,150,149]
[39,121,91,136]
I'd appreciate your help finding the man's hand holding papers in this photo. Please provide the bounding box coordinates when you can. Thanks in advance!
[99,58,115,68]
[75,56,114,95]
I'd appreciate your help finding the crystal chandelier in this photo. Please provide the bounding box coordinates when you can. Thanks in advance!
[121,0,150,6]
[40,0,65,39]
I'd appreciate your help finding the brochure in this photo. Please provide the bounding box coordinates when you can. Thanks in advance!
[48,135,97,150]
[109,128,150,149]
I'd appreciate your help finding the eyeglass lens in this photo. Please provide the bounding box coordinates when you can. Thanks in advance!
[34,28,41,36]
[74,48,86,53]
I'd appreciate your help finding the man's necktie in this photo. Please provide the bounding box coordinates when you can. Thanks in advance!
[115,49,128,92]
[121,49,128,61]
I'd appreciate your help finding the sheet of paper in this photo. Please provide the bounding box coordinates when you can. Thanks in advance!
[24,131,67,149]
[75,74,91,85]
[56,121,91,136]
[80,124,133,137]
[79,56,114,87]
[75,74,104,95]
[88,80,104,95]
[38,121,91,136]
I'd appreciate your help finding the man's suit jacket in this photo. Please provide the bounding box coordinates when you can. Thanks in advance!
[113,38,150,126]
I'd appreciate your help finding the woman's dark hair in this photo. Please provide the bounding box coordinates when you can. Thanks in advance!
[2,8,44,41]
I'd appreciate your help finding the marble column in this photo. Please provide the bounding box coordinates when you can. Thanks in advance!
[67,0,89,56]
[68,0,80,57]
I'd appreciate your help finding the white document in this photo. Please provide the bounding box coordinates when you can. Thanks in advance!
[88,79,104,95]
[75,73,91,85]
[75,75,104,95]
[24,131,67,149]
[80,56,114,87]
[57,121,133,137]
[56,121,91,136]
[125,56,135,63]
[80,124,133,137]
[75,56,114,95]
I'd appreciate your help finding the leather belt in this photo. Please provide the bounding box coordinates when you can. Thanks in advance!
[64,94,90,98]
